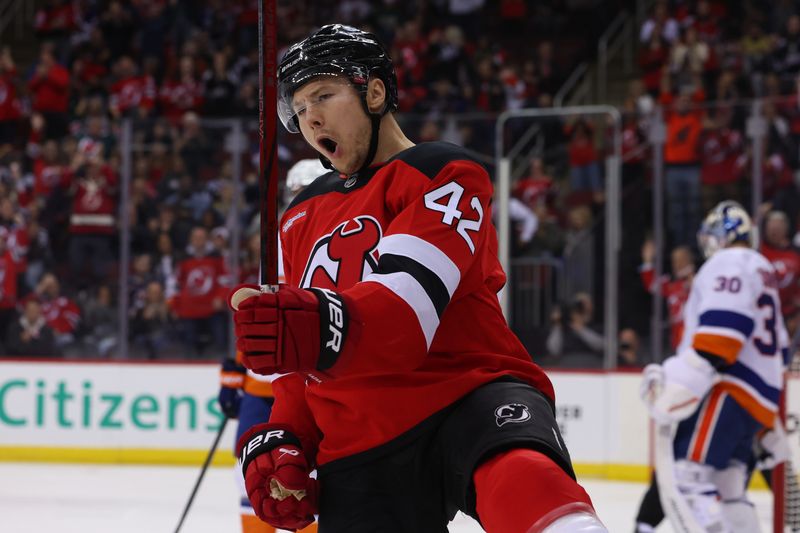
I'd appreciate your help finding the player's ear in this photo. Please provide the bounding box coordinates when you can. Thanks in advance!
[366,78,386,114]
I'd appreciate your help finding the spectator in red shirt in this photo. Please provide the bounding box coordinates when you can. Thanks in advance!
[760,210,800,332]
[109,56,156,119]
[32,139,70,205]
[170,226,229,357]
[0,227,19,339]
[639,238,696,350]
[514,156,555,213]
[698,106,744,211]
[34,272,81,351]
[0,47,22,147]
[566,119,602,203]
[159,56,205,124]
[67,152,118,286]
[27,46,70,140]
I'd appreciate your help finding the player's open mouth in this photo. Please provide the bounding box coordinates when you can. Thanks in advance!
[318,137,338,157]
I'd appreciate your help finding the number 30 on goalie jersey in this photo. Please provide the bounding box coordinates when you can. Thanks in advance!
[678,247,790,426]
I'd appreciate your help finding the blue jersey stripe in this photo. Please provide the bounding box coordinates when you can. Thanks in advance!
[699,310,754,338]
[725,361,780,405]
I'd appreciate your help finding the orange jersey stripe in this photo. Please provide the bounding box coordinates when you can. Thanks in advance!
[241,514,275,533]
[689,388,724,462]
[692,333,743,364]
[717,382,776,428]
[243,377,274,397]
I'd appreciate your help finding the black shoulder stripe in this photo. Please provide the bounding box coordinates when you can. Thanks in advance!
[387,142,484,180]
[286,170,342,211]
[377,253,450,318]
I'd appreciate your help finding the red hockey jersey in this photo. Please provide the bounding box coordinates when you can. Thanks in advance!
[0,68,22,121]
[760,243,800,318]
[270,142,555,466]
[171,254,229,319]
[0,250,17,310]
[640,265,691,350]
[41,296,80,334]
[110,76,156,115]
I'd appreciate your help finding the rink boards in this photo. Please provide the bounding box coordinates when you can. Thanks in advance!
[0,360,798,483]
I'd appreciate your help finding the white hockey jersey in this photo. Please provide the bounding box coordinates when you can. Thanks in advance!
[678,247,789,427]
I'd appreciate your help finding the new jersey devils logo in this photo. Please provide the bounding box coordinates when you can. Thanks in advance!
[186,266,214,295]
[299,216,382,290]
[495,403,531,427]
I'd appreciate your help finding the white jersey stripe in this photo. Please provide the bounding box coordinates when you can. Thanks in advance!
[378,234,461,297]
[364,272,439,348]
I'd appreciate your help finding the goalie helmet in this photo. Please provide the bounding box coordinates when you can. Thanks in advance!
[286,158,327,193]
[697,200,757,259]
[277,24,398,133]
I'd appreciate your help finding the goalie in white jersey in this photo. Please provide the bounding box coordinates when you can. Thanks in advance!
[642,200,791,532]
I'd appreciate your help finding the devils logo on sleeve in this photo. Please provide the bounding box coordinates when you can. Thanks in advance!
[495,403,531,427]
[299,216,382,290]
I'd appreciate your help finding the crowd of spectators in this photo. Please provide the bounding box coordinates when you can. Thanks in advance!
[1,0,795,367]
[515,0,800,366]
[0,0,613,360]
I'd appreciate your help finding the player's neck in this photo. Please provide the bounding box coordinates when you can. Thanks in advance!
[372,114,415,165]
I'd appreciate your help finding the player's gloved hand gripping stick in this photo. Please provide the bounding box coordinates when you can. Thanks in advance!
[229,284,350,375]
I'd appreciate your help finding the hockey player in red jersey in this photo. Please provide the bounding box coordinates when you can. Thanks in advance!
[229,24,606,533]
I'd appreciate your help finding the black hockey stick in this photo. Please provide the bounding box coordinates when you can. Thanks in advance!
[173,417,229,533]
[258,0,279,289]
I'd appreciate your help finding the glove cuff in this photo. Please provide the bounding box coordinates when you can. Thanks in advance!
[236,423,302,476]
[220,358,246,388]
[308,288,349,371]
[664,350,717,399]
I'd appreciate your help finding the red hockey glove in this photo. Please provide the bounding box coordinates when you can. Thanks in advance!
[229,284,348,374]
[237,423,318,530]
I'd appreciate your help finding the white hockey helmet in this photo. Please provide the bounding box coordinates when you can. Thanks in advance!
[697,200,757,259]
[286,158,327,193]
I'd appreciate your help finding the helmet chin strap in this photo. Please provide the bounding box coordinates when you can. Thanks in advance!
[318,94,383,178]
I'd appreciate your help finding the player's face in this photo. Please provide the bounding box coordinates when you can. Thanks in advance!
[293,78,371,175]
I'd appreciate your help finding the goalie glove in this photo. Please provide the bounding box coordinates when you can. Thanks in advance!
[645,350,718,424]
[755,421,791,471]
[229,284,349,375]
[237,423,318,530]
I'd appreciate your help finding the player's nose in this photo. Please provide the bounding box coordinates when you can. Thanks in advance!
[304,105,324,129]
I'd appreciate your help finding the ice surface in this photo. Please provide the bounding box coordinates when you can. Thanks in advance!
[0,463,776,532]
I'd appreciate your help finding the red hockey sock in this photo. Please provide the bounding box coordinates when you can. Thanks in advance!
[474,449,595,533]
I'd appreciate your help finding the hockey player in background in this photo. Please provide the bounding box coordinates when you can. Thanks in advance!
[227,24,607,533]
[640,201,791,532]
[218,159,325,533]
